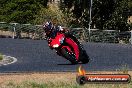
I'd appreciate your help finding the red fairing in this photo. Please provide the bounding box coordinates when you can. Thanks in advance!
[49,33,65,47]
[65,38,80,60]
[49,32,80,61]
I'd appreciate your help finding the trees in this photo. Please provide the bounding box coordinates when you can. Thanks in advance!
[0,0,48,24]
[103,0,130,31]
[59,0,90,27]
[34,3,68,26]
[0,0,131,31]
[92,0,115,30]
[60,0,132,31]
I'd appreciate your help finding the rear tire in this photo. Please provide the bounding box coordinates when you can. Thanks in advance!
[80,50,90,64]
[61,48,78,64]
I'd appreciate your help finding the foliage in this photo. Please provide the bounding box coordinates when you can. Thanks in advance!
[34,3,69,26]
[0,0,132,32]
[0,53,3,61]
[0,0,48,24]
[92,0,115,29]
[128,0,132,12]
[59,0,90,28]
[103,0,130,31]
[4,80,132,88]
[60,0,132,31]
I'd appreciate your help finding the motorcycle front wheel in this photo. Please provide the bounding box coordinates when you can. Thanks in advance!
[61,48,78,64]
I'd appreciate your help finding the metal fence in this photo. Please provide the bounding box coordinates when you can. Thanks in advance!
[70,28,131,44]
[0,22,44,40]
[0,22,132,44]
[70,28,118,42]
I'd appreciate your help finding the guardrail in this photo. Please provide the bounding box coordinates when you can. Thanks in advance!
[0,22,131,44]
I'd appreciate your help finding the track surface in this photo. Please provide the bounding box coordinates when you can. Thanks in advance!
[0,38,132,72]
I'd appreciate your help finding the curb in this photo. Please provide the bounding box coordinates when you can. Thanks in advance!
[0,55,17,66]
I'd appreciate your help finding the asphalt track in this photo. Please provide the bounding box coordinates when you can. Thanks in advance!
[0,38,132,73]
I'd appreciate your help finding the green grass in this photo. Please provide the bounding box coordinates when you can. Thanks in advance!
[5,80,132,88]
[0,53,3,61]
[115,64,129,74]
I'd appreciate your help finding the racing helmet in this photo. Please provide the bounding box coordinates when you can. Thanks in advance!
[43,21,53,37]
[43,21,53,32]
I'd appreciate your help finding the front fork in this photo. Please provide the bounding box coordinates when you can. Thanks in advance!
[55,50,62,56]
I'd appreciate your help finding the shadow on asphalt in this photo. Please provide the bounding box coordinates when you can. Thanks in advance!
[57,62,84,65]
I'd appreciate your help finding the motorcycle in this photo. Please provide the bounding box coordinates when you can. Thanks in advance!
[47,31,90,64]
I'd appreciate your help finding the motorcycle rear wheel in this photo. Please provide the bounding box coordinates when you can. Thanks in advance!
[80,50,90,64]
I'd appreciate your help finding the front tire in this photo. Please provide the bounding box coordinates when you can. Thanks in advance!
[61,48,78,64]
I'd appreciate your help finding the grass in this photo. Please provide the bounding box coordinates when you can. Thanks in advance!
[4,80,132,88]
[0,65,131,88]
[5,81,80,88]
[0,53,3,61]
[115,64,129,74]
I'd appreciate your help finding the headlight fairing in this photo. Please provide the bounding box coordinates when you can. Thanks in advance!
[53,44,59,48]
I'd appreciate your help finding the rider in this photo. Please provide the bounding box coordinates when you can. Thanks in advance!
[43,21,65,55]
[43,21,65,39]
[43,21,80,46]
[43,21,83,57]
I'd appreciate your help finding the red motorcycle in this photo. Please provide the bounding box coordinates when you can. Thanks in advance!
[47,31,90,64]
